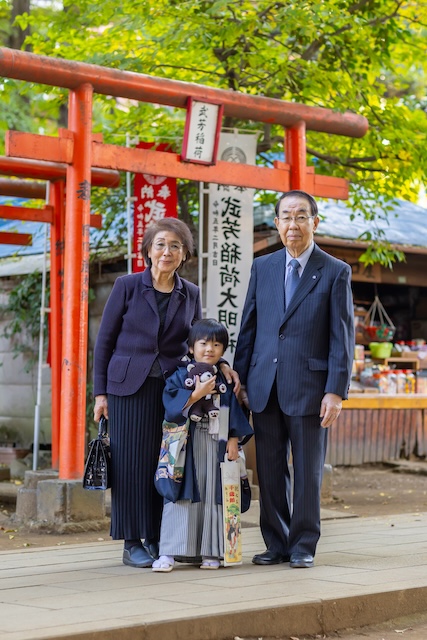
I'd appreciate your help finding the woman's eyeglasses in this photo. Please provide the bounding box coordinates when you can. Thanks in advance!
[152,242,184,253]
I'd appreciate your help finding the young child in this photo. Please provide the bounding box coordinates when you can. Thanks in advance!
[152,318,253,572]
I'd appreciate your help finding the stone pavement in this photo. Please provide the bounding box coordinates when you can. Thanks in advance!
[1,507,427,640]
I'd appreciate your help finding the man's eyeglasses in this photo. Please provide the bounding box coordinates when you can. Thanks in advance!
[152,241,184,253]
[277,215,315,225]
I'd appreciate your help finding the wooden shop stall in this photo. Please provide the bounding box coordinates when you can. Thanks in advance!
[253,205,427,467]
[323,239,427,465]
[320,240,427,466]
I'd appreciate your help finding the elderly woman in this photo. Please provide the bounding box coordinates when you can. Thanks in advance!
[93,218,238,568]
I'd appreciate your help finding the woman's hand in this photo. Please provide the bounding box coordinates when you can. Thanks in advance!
[219,363,241,396]
[94,395,108,422]
[226,437,239,461]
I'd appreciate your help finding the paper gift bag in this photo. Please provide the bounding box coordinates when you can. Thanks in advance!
[221,456,242,566]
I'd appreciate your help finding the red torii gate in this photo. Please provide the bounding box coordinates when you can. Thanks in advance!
[0,178,40,245]
[0,47,368,480]
[0,165,120,468]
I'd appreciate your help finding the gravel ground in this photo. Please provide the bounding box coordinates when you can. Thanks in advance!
[1,462,427,550]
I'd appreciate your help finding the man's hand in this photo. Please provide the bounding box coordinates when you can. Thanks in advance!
[239,386,250,409]
[320,393,342,428]
[94,395,108,421]
[219,363,241,396]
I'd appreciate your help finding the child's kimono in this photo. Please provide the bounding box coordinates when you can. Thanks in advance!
[157,364,253,561]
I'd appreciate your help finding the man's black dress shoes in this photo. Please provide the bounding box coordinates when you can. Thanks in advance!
[252,550,289,565]
[122,544,153,568]
[289,552,314,568]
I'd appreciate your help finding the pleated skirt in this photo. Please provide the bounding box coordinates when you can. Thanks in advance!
[108,377,165,541]
[159,424,224,559]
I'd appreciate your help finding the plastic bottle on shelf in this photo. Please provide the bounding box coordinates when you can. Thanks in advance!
[387,371,397,395]
[396,370,406,394]
[417,370,427,394]
[405,370,416,394]
[378,372,388,394]
[371,371,381,390]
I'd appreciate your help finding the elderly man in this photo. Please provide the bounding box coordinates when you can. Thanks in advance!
[234,190,354,568]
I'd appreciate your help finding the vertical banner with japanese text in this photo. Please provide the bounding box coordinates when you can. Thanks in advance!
[132,142,178,272]
[206,133,257,362]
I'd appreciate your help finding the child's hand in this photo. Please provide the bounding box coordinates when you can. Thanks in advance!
[193,374,217,402]
[226,437,239,461]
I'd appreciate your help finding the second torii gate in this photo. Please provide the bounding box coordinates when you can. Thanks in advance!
[0,163,120,468]
[0,47,368,479]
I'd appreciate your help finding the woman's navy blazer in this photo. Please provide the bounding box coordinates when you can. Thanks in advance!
[93,269,202,397]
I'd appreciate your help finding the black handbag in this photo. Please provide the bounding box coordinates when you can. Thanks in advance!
[82,416,111,490]
[241,476,251,514]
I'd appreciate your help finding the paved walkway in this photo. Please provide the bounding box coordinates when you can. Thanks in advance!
[1,508,427,640]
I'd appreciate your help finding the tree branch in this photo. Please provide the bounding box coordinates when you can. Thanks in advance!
[300,0,405,61]
[306,146,381,171]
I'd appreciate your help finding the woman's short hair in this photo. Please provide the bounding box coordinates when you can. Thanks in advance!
[274,190,318,218]
[140,218,194,267]
[188,318,229,352]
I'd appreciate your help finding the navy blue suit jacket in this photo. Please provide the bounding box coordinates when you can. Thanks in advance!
[234,244,354,416]
[93,269,201,397]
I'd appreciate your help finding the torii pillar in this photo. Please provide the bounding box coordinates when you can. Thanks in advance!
[59,85,93,478]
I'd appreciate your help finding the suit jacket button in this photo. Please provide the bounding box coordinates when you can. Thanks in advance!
[279,334,284,340]
[273,358,278,363]
[154,348,159,354]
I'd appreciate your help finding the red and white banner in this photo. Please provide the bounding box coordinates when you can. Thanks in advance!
[132,142,178,272]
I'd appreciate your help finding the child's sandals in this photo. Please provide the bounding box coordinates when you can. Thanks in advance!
[153,555,220,571]
[152,555,174,572]
[200,557,220,570]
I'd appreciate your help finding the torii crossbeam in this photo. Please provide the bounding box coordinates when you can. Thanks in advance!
[0,47,368,479]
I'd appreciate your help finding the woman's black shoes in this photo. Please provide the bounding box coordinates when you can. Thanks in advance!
[122,544,153,568]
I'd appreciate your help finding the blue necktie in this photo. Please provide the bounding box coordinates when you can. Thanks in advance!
[285,259,300,308]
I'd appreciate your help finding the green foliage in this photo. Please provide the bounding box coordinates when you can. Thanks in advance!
[0,271,47,370]
[357,235,406,270]
[2,0,427,267]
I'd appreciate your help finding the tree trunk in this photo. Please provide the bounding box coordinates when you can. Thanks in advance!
[8,0,31,50]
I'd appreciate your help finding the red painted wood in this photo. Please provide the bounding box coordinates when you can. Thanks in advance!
[0,155,120,186]
[49,180,65,470]
[0,231,32,245]
[59,84,93,479]
[0,47,368,137]
[0,178,45,199]
[0,204,53,223]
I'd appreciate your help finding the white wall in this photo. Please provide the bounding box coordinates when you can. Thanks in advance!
[0,288,51,447]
